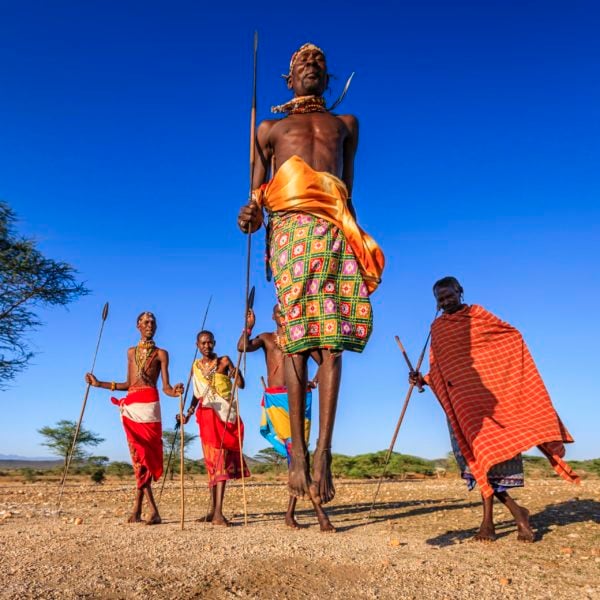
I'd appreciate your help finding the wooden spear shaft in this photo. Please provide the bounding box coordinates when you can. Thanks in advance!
[234,385,248,526]
[368,330,431,518]
[159,295,212,503]
[179,393,185,530]
[57,302,109,510]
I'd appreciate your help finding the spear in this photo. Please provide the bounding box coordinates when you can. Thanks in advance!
[57,302,109,510]
[179,393,185,530]
[368,330,431,518]
[242,30,259,375]
[210,285,255,525]
[158,295,212,503]
[217,31,259,526]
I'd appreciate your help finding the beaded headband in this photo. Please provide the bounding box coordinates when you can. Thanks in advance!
[284,42,326,80]
[137,311,156,324]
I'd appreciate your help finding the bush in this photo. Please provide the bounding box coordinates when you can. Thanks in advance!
[90,469,105,484]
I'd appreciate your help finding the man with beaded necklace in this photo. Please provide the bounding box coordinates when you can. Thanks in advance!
[178,330,249,526]
[86,311,183,525]
[238,43,385,516]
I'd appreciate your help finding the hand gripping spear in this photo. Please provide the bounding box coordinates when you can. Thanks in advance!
[368,330,432,518]
[57,302,109,510]
[158,295,212,503]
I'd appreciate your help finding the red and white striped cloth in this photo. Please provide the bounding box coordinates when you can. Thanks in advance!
[427,304,579,498]
[111,387,163,488]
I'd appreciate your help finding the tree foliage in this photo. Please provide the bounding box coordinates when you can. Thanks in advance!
[162,429,198,479]
[0,201,89,385]
[38,420,104,466]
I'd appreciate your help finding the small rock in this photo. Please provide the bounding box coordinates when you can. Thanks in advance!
[560,547,573,555]
[74,517,83,525]
[591,548,600,556]
[499,577,511,586]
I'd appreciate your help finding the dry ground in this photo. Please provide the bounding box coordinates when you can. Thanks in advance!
[0,476,598,599]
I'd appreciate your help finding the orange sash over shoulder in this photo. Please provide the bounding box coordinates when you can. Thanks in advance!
[254,155,385,294]
[428,305,579,498]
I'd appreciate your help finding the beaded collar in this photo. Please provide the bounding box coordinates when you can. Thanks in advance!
[271,95,327,116]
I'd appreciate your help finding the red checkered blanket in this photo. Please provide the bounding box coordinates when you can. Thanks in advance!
[428,304,579,498]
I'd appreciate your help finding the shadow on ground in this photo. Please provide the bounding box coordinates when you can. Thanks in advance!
[425,498,600,547]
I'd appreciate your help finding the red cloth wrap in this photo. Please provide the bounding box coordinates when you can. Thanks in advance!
[111,387,163,489]
[428,304,579,498]
[196,406,244,451]
[196,407,248,487]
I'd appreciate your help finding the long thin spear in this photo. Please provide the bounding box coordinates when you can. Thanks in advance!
[368,330,431,518]
[220,30,259,526]
[179,393,185,530]
[158,295,212,503]
[57,302,109,510]
[242,30,258,375]
[210,285,255,524]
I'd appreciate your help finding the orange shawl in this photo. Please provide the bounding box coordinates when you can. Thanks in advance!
[254,155,385,294]
[428,304,579,498]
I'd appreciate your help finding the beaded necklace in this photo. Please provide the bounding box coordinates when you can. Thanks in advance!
[271,95,327,116]
[135,340,156,379]
[196,357,218,388]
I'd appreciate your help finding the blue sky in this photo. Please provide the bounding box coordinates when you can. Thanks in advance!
[1,1,598,463]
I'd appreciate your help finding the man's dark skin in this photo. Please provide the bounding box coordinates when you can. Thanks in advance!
[238,306,334,531]
[238,47,358,505]
[409,282,535,543]
[178,332,244,526]
[85,313,184,525]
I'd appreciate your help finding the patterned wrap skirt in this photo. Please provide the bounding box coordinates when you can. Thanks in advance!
[269,211,373,354]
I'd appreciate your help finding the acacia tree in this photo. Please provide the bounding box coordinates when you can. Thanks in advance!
[38,420,104,467]
[162,429,198,479]
[0,201,89,385]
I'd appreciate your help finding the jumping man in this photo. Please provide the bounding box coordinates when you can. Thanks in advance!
[238,43,385,510]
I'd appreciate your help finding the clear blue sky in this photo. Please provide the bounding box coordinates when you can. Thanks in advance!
[1,1,598,463]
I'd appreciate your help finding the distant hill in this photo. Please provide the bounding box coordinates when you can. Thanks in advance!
[0,458,62,469]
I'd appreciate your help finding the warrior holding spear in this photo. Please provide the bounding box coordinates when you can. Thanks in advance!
[238,43,385,513]
[238,305,332,530]
[85,311,183,525]
[410,277,579,542]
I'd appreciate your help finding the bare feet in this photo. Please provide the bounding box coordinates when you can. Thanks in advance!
[288,452,311,498]
[145,512,161,525]
[196,513,213,523]
[285,514,301,529]
[311,447,335,505]
[515,507,534,542]
[127,512,142,524]
[472,522,496,542]
[211,515,230,527]
[314,506,336,533]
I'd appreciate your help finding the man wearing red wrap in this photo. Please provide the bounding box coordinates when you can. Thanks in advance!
[86,312,183,525]
[179,330,249,526]
[410,277,579,543]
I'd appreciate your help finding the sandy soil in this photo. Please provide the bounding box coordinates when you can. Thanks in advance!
[0,477,598,599]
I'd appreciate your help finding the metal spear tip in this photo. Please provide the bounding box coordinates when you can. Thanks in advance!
[247,286,256,310]
[102,302,109,321]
